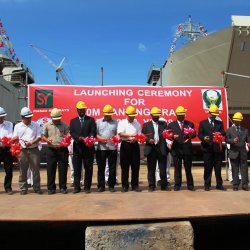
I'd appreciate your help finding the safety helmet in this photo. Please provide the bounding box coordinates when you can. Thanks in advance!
[20,107,33,118]
[50,108,62,120]
[209,104,219,116]
[150,107,161,116]
[175,106,186,115]
[103,104,114,115]
[0,107,7,117]
[125,106,137,117]
[76,101,87,109]
[232,112,243,121]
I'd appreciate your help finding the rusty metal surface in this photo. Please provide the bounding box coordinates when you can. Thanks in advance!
[0,167,249,222]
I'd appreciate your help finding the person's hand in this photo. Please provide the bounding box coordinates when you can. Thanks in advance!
[47,139,53,145]
[234,137,239,144]
[149,139,155,144]
[173,134,179,139]
[204,136,210,142]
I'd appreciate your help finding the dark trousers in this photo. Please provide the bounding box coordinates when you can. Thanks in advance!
[73,146,94,190]
[46,147,68,191]
[231,154,249,188]
[120,141,140,189]
[173,153,194,188]
[147,146,167,188]
[203,151,223,187]
[96,150,117,188]
[0,147,13,191]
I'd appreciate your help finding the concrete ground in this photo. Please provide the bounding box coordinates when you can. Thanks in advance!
[0,164,249,221]
[0,164,249,250]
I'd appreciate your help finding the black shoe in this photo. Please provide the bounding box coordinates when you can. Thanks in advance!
[109,187,116,192]
[174,186,180,191]
[148,187,155,192]
[35,189,43,194]
[60,189,68,194]
[73,189,81,194]
[20,190,27,195]
[121,186,128,192]
[84,188,91,193]
[242,186,249,191]
[97,187,105,192]
[216,185,227,191]
[161,186,171,191]
[204,186,211,191]
[132,187,142,192]
[48,190,56,195]
[5,189,13,195]
[188,186,195,191]
[233,187,239,191]
[27,184,32,188]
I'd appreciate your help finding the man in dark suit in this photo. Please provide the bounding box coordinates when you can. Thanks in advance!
[226,112,249,191]
[198,104,226,191]
[168,106,196,191]
[142,107,170,192]
[70,101,96,193]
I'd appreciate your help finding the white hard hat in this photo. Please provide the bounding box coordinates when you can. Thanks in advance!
[0,107,7,117]
[20,107,33,118]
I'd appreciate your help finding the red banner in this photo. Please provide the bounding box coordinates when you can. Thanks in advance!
[28,85,228,142]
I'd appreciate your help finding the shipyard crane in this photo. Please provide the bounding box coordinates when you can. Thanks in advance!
[30,44,71,85]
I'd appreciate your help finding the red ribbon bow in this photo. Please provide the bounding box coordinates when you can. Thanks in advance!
[60,135,72,147]
[109,135,121,145]
[162,129,174,141]
[0,136,13,147]
[83,136,96,147]
[213,132,225,151]
[10,143,22,158]
[183,127,195,143]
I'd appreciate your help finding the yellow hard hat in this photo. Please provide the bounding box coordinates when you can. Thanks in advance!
[76,101,87,109]
[125,106,137,117]
[103,104,114,115]
[50,108,62,120]
[150,107,161,116]
[175,106,186,115]
[209,104,219,116]
[232,112,243,121]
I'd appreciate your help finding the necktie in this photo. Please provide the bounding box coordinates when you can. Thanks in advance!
[179,121,183,130]
[80,117,84,128]
[210,120,214,130]
[236,126,240,133]
[154,122,159,144]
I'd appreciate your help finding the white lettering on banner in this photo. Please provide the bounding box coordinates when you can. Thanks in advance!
[86,109,100,116]
[137,89,192,97]
[124,98,145,106]
[74,89,134,96]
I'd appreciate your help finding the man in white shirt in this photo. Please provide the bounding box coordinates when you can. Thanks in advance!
[0,107,14,195]
[12,107,42,195]
[117,106,141,192]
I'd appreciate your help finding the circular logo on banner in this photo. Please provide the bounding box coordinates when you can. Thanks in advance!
[202,89,222,108]
[36,117,52,129]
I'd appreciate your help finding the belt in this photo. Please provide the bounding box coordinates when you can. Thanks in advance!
[22,147,38,150]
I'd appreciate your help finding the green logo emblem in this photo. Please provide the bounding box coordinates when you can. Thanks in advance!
[35,90,53,108]
[202,90,222,108]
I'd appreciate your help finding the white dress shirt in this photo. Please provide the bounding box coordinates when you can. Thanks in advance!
[13,121,41,148]
[117,119,141,141]
[0,120,13,147]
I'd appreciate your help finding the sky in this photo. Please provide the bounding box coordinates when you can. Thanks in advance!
[1,0,250,86]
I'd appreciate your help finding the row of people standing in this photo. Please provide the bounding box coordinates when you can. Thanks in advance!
[0,101,249,195]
